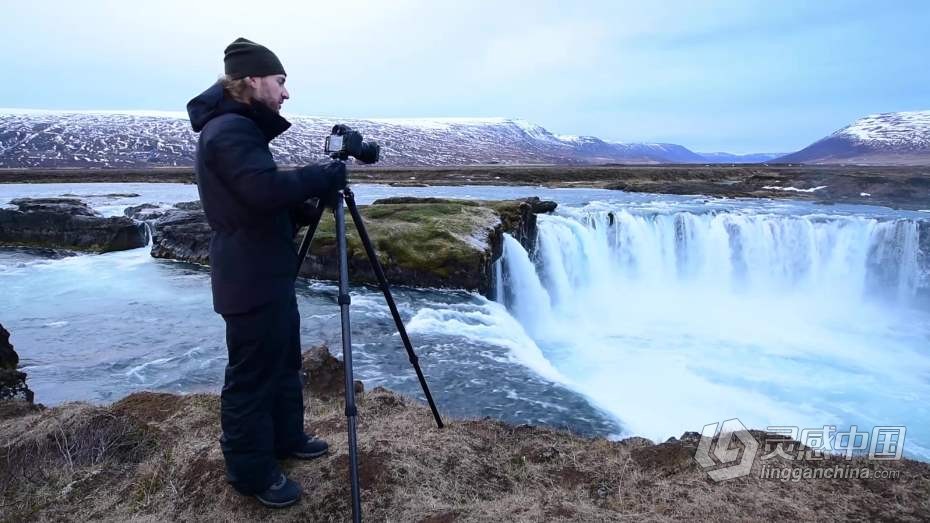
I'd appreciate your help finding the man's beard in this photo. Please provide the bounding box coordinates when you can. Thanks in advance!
[251,95,280,114]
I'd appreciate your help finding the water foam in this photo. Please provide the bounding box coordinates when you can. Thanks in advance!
[407,297,568,384]
[496,204,930,454]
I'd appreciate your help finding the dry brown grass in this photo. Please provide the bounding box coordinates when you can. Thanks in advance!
[1,388,928,522]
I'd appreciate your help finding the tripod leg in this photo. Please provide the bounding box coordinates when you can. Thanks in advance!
[343,189,445,429]
[333,193,363,523]
[295,202,326,273]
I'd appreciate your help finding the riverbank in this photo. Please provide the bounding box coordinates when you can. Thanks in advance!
[2,164,928,211]
[0,195,555,296]
[2,366,928,521]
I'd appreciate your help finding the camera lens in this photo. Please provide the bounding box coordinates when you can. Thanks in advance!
[357,142,380,164]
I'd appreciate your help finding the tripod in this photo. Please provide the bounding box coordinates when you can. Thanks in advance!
[295,181,444,523]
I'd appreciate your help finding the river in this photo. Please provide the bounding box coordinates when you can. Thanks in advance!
[2,182,928,459]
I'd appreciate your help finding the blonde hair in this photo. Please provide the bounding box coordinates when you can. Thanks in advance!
[219,74,252,104]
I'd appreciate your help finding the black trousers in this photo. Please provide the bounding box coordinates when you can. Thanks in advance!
[220,292,306,494]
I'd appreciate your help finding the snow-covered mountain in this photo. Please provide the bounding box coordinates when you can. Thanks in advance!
[0,108,773,168]
[777,110,930,165]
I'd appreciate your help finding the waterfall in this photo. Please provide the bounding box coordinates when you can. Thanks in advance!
[494,204,930,449]
[492,257,504,303]
[143,221,155,249]
[499,234,553,336]
[511,208,926,308]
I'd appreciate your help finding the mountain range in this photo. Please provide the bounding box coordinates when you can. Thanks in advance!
[777,110,930,165]
[0,108,927,168]
[0,110,783,168]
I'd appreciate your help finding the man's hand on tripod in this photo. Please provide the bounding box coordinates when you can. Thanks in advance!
[322,160,348,193]
[315,160,347,209]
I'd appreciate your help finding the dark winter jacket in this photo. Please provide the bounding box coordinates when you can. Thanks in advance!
[187,82,340,315]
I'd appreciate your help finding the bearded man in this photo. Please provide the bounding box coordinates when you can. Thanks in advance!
[187,37,341,508]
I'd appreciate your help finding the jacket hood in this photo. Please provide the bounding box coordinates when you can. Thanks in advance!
[186,81,291,141]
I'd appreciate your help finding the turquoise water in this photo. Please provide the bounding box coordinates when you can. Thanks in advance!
[2,183,928,460]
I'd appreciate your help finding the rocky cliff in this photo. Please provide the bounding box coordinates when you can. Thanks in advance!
[0,198,147,252]
[0,323,34,404]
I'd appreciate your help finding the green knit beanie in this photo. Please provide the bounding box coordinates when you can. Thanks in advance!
[223,37,286,79]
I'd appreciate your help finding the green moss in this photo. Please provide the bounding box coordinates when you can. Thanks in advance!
[298,197,550,290]
[306,200,500,276]
[485,200,529,233]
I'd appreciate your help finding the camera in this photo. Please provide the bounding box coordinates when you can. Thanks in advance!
[324,124,380,164]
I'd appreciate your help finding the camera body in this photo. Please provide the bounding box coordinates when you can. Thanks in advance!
[324,133,346,156]
[324,124,380,164]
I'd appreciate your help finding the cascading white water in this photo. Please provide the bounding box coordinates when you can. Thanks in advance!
[143,221,155,249]
[497,204,930,458]
[492,258,504,303]
[501,235,554,336]
[538,209,923,307]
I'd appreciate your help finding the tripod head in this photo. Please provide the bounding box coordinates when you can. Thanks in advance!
[321,189,353,211]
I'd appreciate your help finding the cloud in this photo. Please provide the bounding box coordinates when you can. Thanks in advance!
[1,0,928,151]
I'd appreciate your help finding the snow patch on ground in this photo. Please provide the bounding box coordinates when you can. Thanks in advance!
[510,119,560,142]
[762,185,828,193]
[0,107,189,119]
[366,117,510,129]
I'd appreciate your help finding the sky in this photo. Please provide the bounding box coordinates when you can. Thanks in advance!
[1,0,928,153]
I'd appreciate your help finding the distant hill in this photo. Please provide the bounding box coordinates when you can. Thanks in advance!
[696,152,786,163]
[777,111,930,165]
[0,109,778,168]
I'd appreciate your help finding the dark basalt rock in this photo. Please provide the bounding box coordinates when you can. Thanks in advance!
[149,208,211,265]
[0,198,147,252]
[524,196,558,214]
[11,197,98,216]
[0,323,34,403]
[123,203,163,221]
[126,201,202,227]
[488,197,557,255]
[172,200,203,211]
[0,324,18,371]
[300,345,364,400]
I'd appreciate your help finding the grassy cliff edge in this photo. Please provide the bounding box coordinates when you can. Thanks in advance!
[2,360,928,521]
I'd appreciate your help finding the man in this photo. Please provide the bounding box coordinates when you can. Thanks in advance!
[186,37,342,508]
